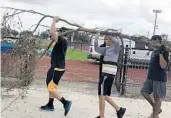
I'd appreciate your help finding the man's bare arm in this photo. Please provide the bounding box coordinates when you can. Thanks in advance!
[50,16,59,42]
[159,51,169,69]
[94,32,106,55]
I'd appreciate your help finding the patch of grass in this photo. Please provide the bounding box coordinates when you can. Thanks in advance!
[66,49,88,61]
[36,40,55,49]
[36,40,89,60]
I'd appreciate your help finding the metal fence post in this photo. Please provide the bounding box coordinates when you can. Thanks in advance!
[115,46,124,92]
[120,47,129,95]
[81,42,82,50]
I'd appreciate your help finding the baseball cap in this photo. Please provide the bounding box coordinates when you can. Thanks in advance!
[58,27,68,32]
[151,35,162,42]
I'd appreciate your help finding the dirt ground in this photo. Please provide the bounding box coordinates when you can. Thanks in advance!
[36,57,171,84]
[36,57,99,83]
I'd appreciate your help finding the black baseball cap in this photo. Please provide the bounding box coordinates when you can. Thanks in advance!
[151,35,162,42]
[58,27,68,32]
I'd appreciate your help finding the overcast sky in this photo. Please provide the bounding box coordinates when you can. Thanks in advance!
[1,0,171,38]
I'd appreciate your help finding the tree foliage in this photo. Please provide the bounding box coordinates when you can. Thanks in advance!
[40,31,50,40]
[73,31,90,42]
[20,30,33,37]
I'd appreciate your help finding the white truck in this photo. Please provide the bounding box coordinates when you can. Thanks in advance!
[128,48,152,66]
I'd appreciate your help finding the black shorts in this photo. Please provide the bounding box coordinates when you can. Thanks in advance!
[98,73,115,96]
[46,67,65,91]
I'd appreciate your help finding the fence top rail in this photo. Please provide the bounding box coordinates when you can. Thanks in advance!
[129,48,153,51]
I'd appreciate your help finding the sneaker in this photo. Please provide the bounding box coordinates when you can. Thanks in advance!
[148,115,159,118]
[117,107,126,118]
[94,116,100,118]
[64,101,72,116]
[149,109,162,118]
[40,104,54,111]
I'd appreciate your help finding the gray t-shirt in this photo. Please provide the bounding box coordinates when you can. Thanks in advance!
[94,36,120,63]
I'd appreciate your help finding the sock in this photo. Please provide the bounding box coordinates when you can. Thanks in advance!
[60,97,67,106]
[47,98,54,106]
[117,107,121,112]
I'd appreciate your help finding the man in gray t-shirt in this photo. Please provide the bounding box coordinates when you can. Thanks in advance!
[94,32,126,118]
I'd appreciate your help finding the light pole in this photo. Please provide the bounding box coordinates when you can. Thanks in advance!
[153,9,162,35]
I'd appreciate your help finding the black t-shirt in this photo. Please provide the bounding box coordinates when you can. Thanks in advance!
[51,36,67,69]
[147,49,169,82]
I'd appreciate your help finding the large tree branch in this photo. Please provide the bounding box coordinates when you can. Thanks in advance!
[39,27,171,59]
[2,7,171,58]
[32,16,47,34]
[5,11,23,18]
[1,7,82,28]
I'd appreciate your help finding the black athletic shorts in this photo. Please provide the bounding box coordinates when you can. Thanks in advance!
[46,67,65,92]
[98,73,115,96]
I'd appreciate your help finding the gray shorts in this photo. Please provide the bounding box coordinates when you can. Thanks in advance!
[141,79,166,99]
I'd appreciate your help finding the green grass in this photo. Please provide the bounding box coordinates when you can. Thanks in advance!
[66,49,88,61]
[36,40,89,60]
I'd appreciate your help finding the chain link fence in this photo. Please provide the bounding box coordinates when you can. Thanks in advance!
[115,47,171,101]
[67,41,90,51]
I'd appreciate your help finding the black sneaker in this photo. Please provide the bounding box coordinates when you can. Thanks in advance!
[40,104,54,111]
[94,116,100,118]
[64,101,72,116]
[117,107,126,118]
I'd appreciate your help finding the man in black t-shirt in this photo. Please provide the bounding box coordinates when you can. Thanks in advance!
[40,17,72,116]
[141,35,169,118]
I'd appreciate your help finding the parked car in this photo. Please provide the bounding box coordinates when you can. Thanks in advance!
[125,48,153,69]
[87,36,104,60]
[128,48,152,63]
